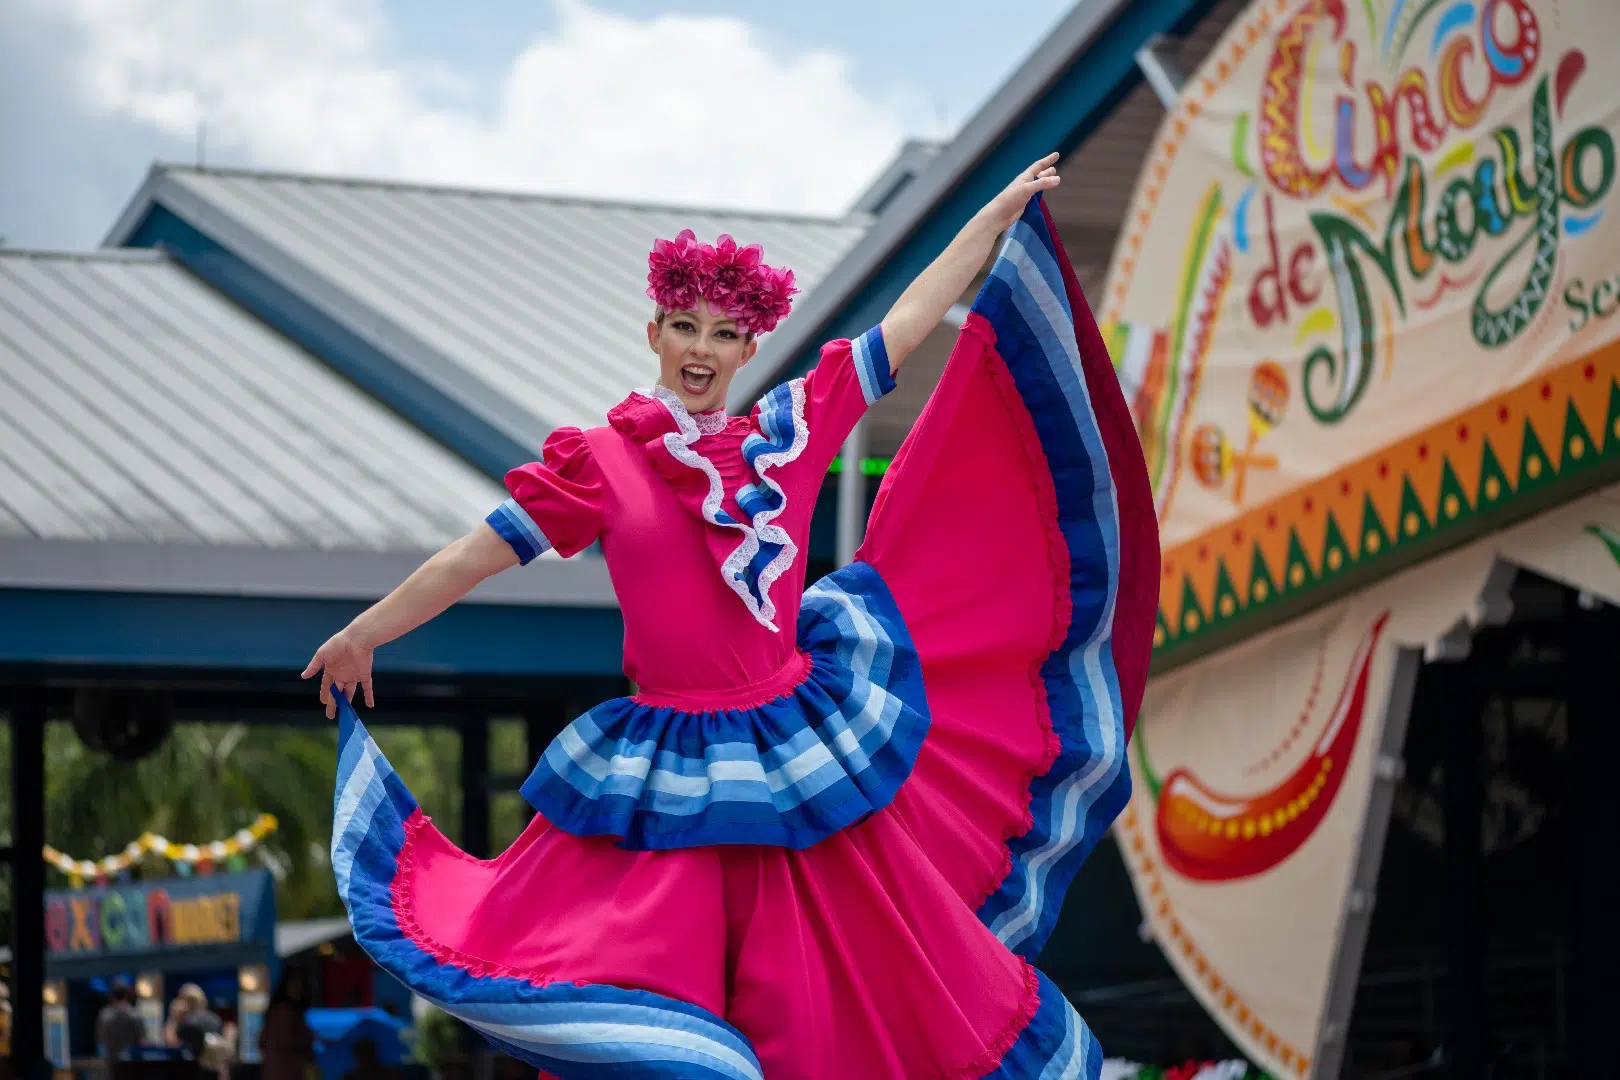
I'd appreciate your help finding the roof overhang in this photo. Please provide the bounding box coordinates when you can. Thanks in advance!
[729,0,1224,408]
[0,537,616,607]
[0,540,623,677]
[102,164,169,250]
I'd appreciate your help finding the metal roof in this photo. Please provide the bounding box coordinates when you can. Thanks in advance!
[276,917,354,958]
[0,247,613,604]
[0,247,505,553]
[848,139,945,217]
[106,168,868,449]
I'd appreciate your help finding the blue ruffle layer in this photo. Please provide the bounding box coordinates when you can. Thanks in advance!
[521,560,930,850]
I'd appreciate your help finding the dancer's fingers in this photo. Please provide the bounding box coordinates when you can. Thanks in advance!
[1024,152,1060,178]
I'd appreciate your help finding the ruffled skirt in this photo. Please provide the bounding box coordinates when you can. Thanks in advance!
[521,560,932,852]
[331,198,1158,1079]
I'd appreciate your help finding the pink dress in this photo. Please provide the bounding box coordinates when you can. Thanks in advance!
[331,198,1159,1078]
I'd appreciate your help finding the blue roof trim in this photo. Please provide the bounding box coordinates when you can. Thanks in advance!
[0,588,624,675]
[46,944,273,981]
[764,0,1222,390]
[122,205,531,480]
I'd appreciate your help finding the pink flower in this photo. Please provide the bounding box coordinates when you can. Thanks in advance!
[735,264,798,335]
[646,228,710,312]
[703,233,766,318]
[644,230,798,332]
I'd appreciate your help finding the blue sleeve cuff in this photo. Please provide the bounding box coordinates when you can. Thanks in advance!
[852,326,895,406]
[485,498,553,564]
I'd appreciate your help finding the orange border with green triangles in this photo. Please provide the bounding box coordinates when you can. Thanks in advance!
[1152,340,1620,664]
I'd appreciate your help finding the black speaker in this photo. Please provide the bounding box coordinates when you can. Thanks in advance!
[71,687,175,761]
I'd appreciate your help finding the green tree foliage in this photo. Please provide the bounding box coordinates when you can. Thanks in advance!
[45,723,342,916]
[0,716,543,931]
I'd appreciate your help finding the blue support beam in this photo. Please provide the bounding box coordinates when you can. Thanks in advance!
[0,589,624,676]
[123,206,531,480]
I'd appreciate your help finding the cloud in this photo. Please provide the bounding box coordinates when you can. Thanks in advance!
[26,0,907,217]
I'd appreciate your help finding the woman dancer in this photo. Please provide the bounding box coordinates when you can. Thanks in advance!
[307,154,1159,1079]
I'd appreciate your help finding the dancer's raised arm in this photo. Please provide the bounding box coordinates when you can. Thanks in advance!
[878,153,1061,373]
[301,526,516,717]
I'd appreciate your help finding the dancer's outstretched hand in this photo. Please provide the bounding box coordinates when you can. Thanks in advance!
[302,629,375,719]
[976,153,1062,233]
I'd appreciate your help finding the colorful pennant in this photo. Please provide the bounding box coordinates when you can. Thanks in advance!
[43,814,279,888]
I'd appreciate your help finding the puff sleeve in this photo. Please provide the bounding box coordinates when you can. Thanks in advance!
[484,427,605,562]
[798,325,895,461]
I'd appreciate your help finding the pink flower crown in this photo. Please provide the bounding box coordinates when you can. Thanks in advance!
[646,230,799,335]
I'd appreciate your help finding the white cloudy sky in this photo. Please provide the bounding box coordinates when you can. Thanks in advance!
[1,0,1075,250]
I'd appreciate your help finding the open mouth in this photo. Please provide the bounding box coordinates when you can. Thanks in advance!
[680,364,716,396]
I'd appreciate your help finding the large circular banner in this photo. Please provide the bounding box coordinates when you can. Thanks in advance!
[1104,0,1619,1074]
[1106,0,1620,655]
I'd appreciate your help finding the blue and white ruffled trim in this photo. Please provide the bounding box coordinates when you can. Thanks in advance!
[522,560,930,850]
[331,698,766,1080]
[638,327,891,634]
[643,382,807,634]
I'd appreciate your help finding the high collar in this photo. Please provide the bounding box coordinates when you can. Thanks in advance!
[607,386,744,443]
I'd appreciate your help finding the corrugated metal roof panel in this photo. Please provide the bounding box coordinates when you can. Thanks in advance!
[0,249,503,550]
[134,168,867,438]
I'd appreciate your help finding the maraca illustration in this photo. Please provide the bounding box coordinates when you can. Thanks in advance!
[1233,361,1289,504]
[1187,362,1291,502]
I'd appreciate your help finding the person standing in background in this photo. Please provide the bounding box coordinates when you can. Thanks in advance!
[95,981,146,1075]
[259,971,315,1080]
[173,984,223,1060]
[163,990,185,1049]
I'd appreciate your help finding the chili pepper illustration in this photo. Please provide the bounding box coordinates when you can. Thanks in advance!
[1136,611,1390,882]
[1587,523,1620,566]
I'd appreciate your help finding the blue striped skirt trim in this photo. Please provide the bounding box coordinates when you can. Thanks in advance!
[982,969,1102,1080]
[331,698,766,1079]
[969,198,1133,960]
[522,560,931,850]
